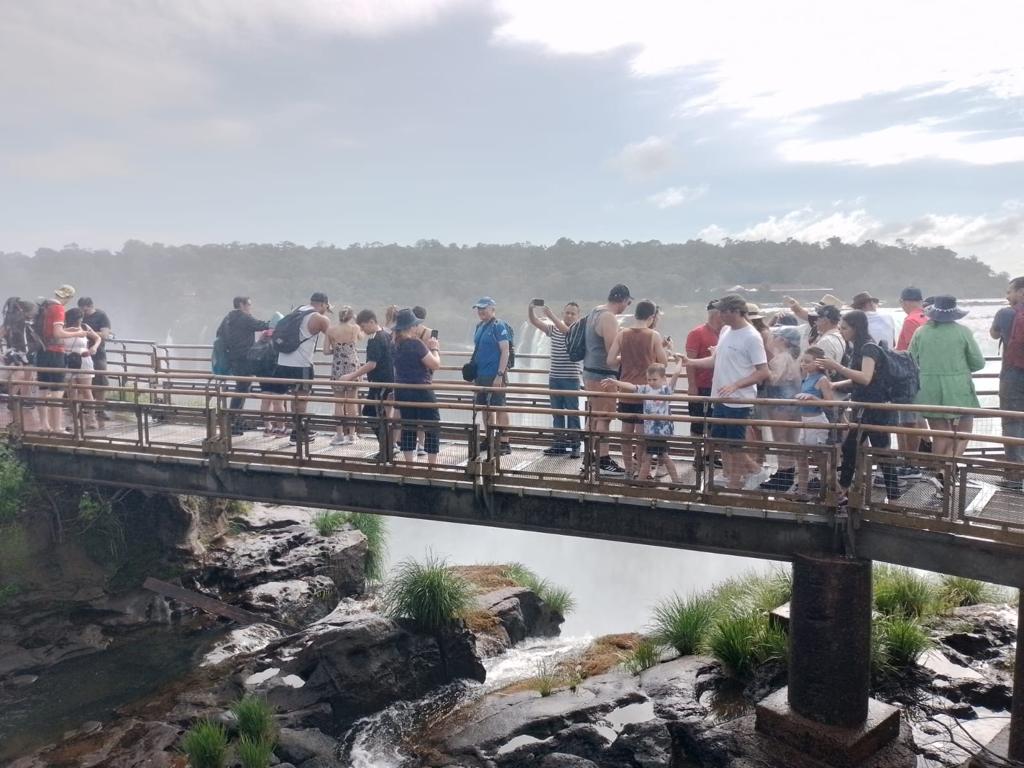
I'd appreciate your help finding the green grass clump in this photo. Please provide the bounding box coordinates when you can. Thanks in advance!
[311,510,347,536]
[501,562,577,616]
[236,735,275,768]
[382,553,473,632]
[874,565,938,618]
[347,512,389,582]
[707,611,787,679]
[877,616,931,667]
[936,576,1004,609]
[651,593,718,655]
[533,658,561,697]
[711,567,792,616]
[0,444,28,525]
[620,637,663,676]
[230,695,275,744]
[181,720,228,768]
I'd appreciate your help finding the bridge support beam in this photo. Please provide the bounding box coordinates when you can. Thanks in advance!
[756,554,901,767]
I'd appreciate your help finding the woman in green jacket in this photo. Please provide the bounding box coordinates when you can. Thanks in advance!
[908,296,985,465]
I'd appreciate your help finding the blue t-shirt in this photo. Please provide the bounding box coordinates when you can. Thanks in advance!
[473,320,511,378]
[799,372,826,415]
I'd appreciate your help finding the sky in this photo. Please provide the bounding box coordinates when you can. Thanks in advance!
[1,0,1022,273]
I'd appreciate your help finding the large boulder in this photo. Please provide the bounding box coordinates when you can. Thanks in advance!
[241,576,339,627]
[472,587,565,657]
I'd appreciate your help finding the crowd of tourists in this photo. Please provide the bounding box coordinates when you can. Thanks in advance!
[4,276,1024,501]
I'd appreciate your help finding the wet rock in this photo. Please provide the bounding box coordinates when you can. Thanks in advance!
[198,525,367,598]
[241,576,339,628]
[476,587,564,652]
[273,703,334,732]
[942,632,998,658]
[276,727,339,763]
[605,720,673,767]
[540,755,599,768]
[957,680,1012,711]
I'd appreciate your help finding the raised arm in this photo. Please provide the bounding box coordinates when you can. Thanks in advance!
[544,306,570,334]
[527,304,552,335]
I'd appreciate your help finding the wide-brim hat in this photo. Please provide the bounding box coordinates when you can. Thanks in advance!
[745,302,764,320]
[815,293,844,309]
[924,295,968,322]
[393,307,422,331]
[54,284,76,301]
[851,291,881,308]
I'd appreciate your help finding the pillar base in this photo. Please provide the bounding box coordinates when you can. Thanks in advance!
[756,687,900,768]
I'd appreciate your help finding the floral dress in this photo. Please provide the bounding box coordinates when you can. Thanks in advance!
[331,339,359,380]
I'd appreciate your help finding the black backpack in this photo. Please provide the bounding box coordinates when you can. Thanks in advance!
[565,315,587,363]
[31,299,56,352]
[875,344,920,404]
[246,337,278,377]
[271,308,316,354]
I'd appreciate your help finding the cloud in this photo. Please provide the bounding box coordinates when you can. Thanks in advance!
[647,185,707,209]
[698,201,1024,273]
[611,136,675,180]
[779,123,1024,167]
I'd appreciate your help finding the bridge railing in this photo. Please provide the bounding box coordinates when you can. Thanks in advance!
[4,367,1024,547]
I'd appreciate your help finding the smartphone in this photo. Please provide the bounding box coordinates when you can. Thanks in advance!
[532,298,545,306]
[430,329,439,339]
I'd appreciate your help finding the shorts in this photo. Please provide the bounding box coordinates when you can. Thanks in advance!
[800,413,829,446]
[474,375,507,407]
[92,354,108,388]
[710,403,750,441]
[896,409,919,426]
[617,400,644,423]
[36,349,67,388]
[646,438,669,456]
[582,377,617,420]
[361,386,393,418]
[273,364,314,394]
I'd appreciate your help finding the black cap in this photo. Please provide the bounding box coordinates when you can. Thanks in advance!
[900,287,923,302]
[310,291,329,304]
[817,304,841,323]
[608,284,632,303]
[706,300,719,311]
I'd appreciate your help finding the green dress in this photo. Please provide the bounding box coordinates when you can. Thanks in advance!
[908,321,984,418]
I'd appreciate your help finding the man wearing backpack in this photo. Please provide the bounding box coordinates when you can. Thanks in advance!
[528,299,582,457]
[471,297,512,456]
[274,292,331,443]
[216,296,270,435]
[991,276,1024,488]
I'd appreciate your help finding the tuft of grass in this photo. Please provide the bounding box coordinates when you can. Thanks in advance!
[236,735,275,768]
[230,695,275,744]
[651,593,718,656]
[347,512,389,582]
[533,658,561,697]
[620,637,663,676]
[710,567,792,616]
[874,565,938,619]
[707,611,787,679]
[936,576,1004,610]
[501,562,577,616]
[878,616,931,668]
[180,720,228,768]
[382,553,474,632]
[0,444,29,525]
[311,510,347,537]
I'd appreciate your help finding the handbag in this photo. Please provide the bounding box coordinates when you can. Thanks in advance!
[461,359,478,382]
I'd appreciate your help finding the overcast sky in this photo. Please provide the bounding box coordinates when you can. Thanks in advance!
[1,1,1022,272]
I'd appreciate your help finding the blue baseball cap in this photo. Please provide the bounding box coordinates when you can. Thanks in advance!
[472,296,496,309]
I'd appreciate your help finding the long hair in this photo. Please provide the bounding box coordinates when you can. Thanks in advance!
[842,310,872,365]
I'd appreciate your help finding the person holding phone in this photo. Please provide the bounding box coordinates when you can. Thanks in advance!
[528,298,582,457]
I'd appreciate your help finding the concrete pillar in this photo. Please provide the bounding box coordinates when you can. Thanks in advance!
[1010,596,1024,761]
[789,553,873,727]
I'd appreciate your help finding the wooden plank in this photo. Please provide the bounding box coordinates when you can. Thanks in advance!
[142,577,292,631]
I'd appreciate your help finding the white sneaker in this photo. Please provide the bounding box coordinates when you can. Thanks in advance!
[743,470,771,490]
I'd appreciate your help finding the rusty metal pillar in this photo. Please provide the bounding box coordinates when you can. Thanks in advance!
[789,553,872,726]
[1009,595,1024,761]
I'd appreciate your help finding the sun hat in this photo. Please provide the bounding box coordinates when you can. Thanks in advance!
[54,285,76,301]
[924,295,968,323]
[900,287,923,302]
[745,302,765,320]
[851,291,881,309]
[814,293,844,309]
[393,307,422,331]
[472,296,497,309]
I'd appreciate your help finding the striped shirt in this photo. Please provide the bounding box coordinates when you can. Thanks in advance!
[549,328,581,380]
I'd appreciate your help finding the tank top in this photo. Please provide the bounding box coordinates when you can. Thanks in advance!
[799,372,826,415]
[277,308,319,367]
[64,333,94,371]
[618,327,656,385]
[583,308,617,378]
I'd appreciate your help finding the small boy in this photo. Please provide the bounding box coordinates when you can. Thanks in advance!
[793,346,834,500]
[602,360,684,487]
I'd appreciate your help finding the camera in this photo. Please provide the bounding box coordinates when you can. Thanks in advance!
[430,329,439,339]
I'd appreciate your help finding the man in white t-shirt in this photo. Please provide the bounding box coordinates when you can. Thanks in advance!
[851,291,896,347]
[681,293,769,489]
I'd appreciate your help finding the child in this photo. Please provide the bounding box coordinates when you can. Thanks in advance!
[602,360,683,487]
[793,346,833,500]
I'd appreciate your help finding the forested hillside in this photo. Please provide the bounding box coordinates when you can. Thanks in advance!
[1,238,1008,345]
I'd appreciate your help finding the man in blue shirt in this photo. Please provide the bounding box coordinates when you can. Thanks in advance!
[472,297,512,455]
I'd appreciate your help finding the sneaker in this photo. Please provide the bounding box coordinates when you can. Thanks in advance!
[289,430,317,443]
[499,444,512,456]
[570,447,581,459]
[873,474,908,489]
[598,458,626,477]
[543,446,570,456]
[330,434,347,446]
[760,469,795,492]
[416,443,427,457]
[897,467,923,480]
[743,470,771,490]
[230,426,245,437]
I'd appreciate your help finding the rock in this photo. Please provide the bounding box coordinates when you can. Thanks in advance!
[276,727,339,763]
[540,755,599,768]
[202,623,282,667]
[942,632,998,658]
[215,709,239,734]
[606,720,673,767]
[10,673,38,687]
[273,703,334,732]
[298,758,346,768]
[242,577,339,627]
[474,587,564,653]
[261,608,484,727]
[198,525,367,598]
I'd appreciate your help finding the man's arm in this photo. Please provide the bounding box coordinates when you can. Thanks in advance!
[784,296,810,322]
[339,360,377,381]
[497,340,510,375]
[544,306,570,334]
[527,304,552,335]
[719,362,769,395]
